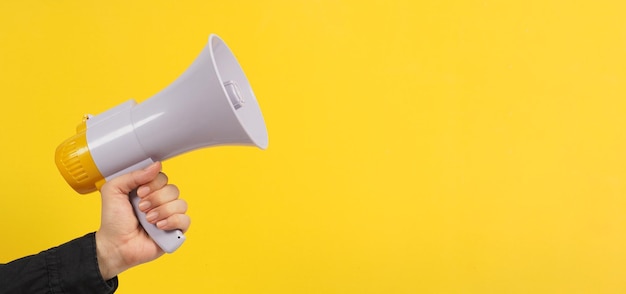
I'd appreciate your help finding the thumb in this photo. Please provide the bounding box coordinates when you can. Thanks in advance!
[103,161,162,195]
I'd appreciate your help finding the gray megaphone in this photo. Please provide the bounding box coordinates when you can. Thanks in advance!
[55,34,268,253]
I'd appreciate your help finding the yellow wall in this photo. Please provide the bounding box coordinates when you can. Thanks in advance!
[1,0,626,293]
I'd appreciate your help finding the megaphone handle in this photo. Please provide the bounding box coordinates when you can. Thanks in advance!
[130,189,186,253]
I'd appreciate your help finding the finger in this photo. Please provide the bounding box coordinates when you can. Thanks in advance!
[156,214,191,233]
[137,184,179,212]
[103,161,162,195]
[136,172,169,198]
[145,199,188,224]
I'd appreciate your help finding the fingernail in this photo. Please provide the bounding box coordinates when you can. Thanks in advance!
[137,186,151,198]
[146,161,160,170]
[156,219,168,229]
[146,211,158,222]
[138,201,151,211]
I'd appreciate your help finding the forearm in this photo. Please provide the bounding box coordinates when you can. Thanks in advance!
[0,233,118,294]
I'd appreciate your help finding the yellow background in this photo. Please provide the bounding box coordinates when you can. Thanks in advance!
[1,0,626,293]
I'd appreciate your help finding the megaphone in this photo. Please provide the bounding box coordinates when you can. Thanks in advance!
[55,34,268,253]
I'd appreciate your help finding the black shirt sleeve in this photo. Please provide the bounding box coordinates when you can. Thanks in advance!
[0,232,118,294]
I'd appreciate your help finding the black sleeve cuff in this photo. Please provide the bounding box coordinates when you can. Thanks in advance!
[45,232,118,293]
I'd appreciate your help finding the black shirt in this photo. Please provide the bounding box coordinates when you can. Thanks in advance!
[0,232,118,293]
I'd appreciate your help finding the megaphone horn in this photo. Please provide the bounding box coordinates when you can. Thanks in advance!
[55,34,268,253]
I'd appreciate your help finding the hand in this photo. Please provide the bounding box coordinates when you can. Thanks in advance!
[95,162,190,280]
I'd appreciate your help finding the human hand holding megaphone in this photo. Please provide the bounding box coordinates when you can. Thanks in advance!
[55,35,268,253]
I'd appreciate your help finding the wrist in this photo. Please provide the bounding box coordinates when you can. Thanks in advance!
[95,230,125,280]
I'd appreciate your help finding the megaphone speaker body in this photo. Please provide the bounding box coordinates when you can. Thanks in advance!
[55,35,268,253]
